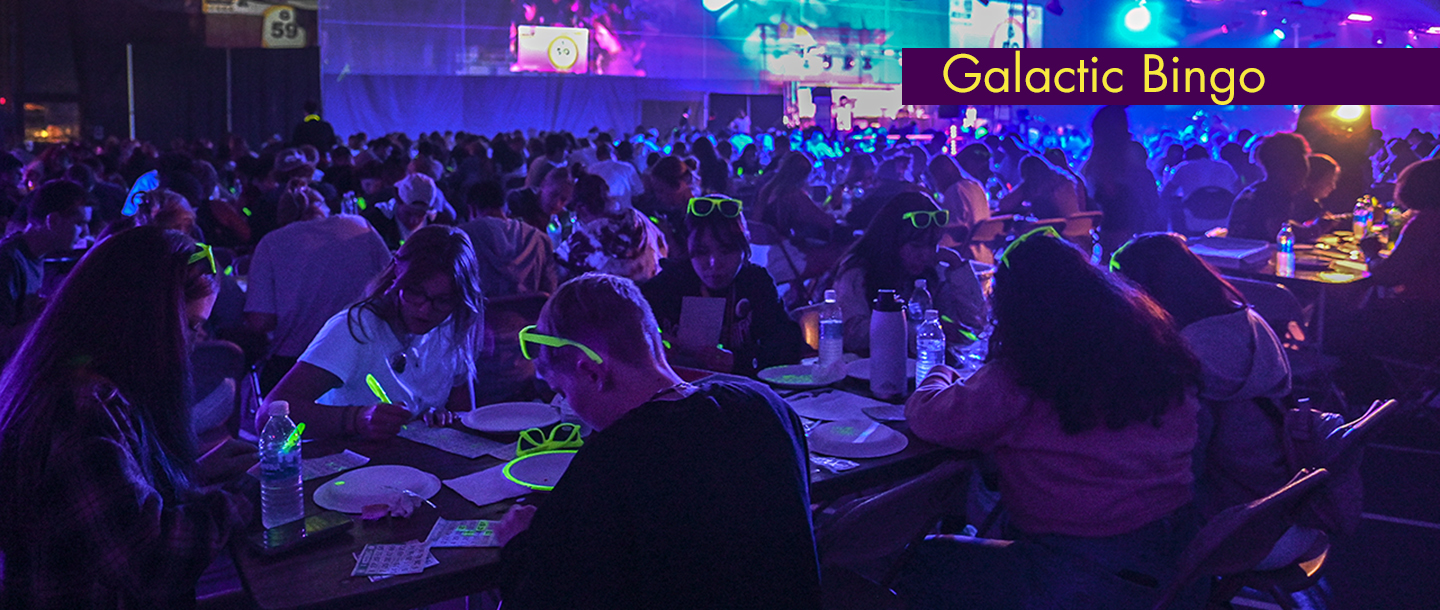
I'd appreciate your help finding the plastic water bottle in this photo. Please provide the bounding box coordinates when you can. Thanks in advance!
[1276,224,1296,277]
[869,290,908,400]
[916,309,946,383]
[818,290,845,376]
[1353,197,1373,238]
[259,401,304,529]
[907,279,933,350]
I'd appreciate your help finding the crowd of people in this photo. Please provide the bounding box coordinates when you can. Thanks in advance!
[0,102,1437,608]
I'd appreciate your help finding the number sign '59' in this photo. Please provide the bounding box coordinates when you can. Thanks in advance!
[262,5,307,49]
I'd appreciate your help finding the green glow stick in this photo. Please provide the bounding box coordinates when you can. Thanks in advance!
[365,374,392,404]
[282,423,305,453]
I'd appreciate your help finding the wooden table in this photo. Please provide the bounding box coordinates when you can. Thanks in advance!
[232,398,958,610]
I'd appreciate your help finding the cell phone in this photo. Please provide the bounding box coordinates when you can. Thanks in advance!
[247,510,354,556]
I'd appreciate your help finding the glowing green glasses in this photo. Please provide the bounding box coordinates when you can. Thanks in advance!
[518,325,604,364]
[687,196,743,218]
[516,422,584,458]
[903,209,950,229]
[188,242,217,274]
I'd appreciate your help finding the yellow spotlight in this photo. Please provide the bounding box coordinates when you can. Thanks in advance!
[1334,105,1364,121]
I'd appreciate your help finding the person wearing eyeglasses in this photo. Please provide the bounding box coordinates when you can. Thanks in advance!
[554,173,667,284]
[828,192,985,354]
[640,197,806,375]
[266,225,484,440]
[495,273,821,609]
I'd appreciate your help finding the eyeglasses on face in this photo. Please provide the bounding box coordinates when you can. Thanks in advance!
[399,285,459,312]
[688,196,743,218]
[903,209,950,229]
[518,325,604,364]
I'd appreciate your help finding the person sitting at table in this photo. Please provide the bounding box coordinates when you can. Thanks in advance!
[1111,232,1292,520]
[899,229,1203,610]
[266,225,483,439]
[996,155,1083,220]
[1285,153,1348,242]
[756,151,837,243]
[0,226,257,609]
[829,192,985,354]
[555,173,668,284]
[494,273,821,609]
[1227,132,1313,241]
[640,196,805,375]
[926,154,989,229]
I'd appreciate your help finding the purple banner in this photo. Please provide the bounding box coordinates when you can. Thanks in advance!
[901,48,1440,105]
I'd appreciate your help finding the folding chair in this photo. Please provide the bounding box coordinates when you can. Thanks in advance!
[966,216,1014,265]
[190,340,247,445]
[1061,211,1104,252]
[1177,187,1234,237]
[1152,468,1332,610]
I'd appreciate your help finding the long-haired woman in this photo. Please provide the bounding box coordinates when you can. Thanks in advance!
[268,225,484,439]
[0,226,255,609]
[1112,232,1292,520]
[829,192,985,354]
[754,151,836,241]
[900,229,1203,609]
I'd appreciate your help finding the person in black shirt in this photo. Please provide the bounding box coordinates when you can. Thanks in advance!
[497,273,821,609]
[641,201,805,375]
[291,101,336,150]
[1226,133,1312,242]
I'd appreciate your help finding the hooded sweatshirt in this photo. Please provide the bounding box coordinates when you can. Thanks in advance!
[1181,306,1292,518]
[458,216,557,298]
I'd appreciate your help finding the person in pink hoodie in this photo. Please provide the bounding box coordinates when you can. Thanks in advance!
[899,229,1204,610]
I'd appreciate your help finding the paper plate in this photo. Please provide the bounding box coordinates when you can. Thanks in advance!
[787,389,890,421]
[846,358,917,381]
[462,402,561,433]
[808,419,909,459]
[862,404,908,423]
[503,451,577,491]
[313,465,442,514]
[757,364,845,390]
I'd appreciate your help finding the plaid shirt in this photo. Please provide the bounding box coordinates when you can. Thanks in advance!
[1,378,253,609]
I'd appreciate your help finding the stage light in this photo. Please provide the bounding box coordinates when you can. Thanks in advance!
[1347,13,1373,23]
[844,55,855,70]
[1373,29,1386,46]
[822,55,833,69]
[1335,106,1364,121]
[1045,0,1063,16]
[1124,1,1151,32]
[702,0,732,12]
[1222,20,1244,34]
[1429,27,1440,35]
[1272,28,1286,40]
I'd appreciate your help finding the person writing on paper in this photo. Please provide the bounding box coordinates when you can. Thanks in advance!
[899,230,1202,609]
[495,273,821,609]
[829,192,986,355]
[0,226,256,609]
[641,196,805,375]
[266,225,483,440]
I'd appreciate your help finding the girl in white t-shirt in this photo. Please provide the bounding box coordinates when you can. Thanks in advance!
[268,225,484,439]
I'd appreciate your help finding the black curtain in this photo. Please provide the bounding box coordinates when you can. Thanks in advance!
[230,47,321,147]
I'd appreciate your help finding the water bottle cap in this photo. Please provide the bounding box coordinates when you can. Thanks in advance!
[914,279,927,290]
[824,289,837,303]
[925,309,940,321]
[266,401,290,418]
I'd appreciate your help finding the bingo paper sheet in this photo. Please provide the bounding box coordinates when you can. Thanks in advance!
[426,518,501,548]
[351,541,431,577]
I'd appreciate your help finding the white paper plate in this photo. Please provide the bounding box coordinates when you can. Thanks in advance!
[313,465,442,514]
[503,451,577,491]
[757,364,845,390]
[462,402,561,433]
[862,404,908,422]
[787,389,890,421]
[808,419,909,459]
[846,358,917,381]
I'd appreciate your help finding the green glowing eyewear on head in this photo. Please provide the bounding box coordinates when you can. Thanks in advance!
[188,242,217,275]
[903,209,950,229]
[687,196,743,218]
[518,325,604,364]
[998,226,1064,268]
